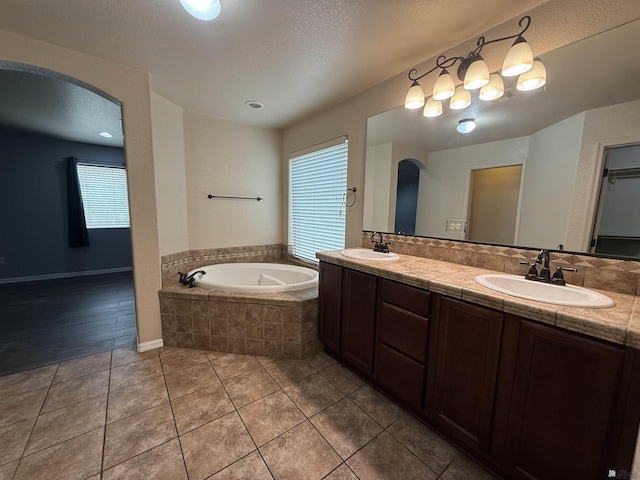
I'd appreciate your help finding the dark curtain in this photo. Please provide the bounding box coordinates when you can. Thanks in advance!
[65,156,90,247]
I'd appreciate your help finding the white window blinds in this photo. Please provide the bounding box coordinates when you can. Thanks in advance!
[76,164,130,229]
[289,139,348,263]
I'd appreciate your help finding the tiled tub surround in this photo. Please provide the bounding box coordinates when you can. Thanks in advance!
[160,244,320,359]
[159,283,320,359]
[319,249,640,348]
[363,232,640,297]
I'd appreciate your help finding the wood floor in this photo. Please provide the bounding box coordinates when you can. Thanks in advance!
[0,272,136,377]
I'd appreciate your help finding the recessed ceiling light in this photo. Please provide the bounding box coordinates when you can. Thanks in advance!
[456,118,477,134]
[99,131,113,138]
[180,0,221,21]
[245,101,264,109]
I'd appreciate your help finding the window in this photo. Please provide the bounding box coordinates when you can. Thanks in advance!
[289,138,348,263]
[76,164,130,229]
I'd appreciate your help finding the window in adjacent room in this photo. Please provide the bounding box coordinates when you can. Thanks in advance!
[76,164,130,229]
[289,137,348,263]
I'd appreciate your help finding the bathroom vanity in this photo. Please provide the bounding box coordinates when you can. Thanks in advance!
[317,251,640,480]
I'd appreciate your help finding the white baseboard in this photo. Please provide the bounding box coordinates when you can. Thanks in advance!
[0,267,133,285]
[138,339,164,352]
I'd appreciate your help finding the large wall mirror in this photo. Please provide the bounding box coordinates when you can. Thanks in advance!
[364,19,640,259]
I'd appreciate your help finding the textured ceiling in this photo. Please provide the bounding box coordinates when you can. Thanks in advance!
[0,0,546,129]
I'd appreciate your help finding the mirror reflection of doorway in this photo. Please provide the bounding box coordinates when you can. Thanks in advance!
[394,159,421,235]
[591,144,640,257]
[467,165,523,244]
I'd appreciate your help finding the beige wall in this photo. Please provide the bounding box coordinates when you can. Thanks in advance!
[151,92,189,257]
[0,29,162,344]
[281,0,640,248]
[184,111,282,250]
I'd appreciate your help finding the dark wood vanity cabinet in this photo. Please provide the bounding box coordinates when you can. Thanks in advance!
[318,262,342,352]
[425,295,504,454]
[491,316,640,480]
[375,279,430,409]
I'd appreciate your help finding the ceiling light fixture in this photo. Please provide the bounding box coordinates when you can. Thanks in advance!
[456,118,477,134]
[245,101,264,109]
[99,131,113,138]
[179,0,221,21]
[404,16,545,117]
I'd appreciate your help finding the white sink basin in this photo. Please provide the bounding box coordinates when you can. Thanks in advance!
[475,274,614,308]
[340,248,399,261]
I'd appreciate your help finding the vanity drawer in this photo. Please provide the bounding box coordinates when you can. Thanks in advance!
[380,279,430,317]
[377,343,425,409]
[379,303,429,363]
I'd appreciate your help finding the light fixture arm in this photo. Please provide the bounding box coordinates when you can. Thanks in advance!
[408,15,532,84]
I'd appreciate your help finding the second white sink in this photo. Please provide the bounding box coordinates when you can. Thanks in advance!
[340,248,399,261]
[475,274,614,308]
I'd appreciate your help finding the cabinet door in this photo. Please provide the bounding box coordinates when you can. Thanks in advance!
[318,262,342,352]
[499,319,626,480]
[425,295,503,454]
[340,268,377,375]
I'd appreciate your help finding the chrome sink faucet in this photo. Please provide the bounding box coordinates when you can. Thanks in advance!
[370,231,390,253]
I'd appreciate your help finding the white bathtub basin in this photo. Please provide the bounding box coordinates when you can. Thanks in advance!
[340,248,399,261]
[475,274,614,308]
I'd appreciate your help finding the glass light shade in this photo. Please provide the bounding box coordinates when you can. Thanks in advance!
[449,86,471,110]
[479,74,504,101]
[456,118,477,133]
[464,59,490,90]
[404,82,425,109]
[180,0,221,20]
[423,97,442,117]
[432,70,456,100]
[502,38,533,76]
[517,60,546,91]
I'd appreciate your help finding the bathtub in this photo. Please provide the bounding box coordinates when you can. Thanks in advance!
[187,263,318,293]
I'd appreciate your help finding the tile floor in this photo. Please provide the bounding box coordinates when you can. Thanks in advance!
[0,346,498,480]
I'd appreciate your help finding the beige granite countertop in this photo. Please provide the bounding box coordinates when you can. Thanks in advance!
[317,250,640,349]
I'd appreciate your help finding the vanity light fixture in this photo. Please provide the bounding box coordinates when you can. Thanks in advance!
[179,0,221,21]
[404,16,545,116]
[456,118,477,133]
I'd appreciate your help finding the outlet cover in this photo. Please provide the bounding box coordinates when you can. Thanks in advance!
[445,220,467,233]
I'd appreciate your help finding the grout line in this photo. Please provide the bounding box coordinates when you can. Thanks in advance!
[99,350,114,478]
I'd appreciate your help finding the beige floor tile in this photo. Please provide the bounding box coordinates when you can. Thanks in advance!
[0,387,48,428]
[0,417,35,465]
[387,413,458,474]
[160,348,209,374]
[310,397,382,460]
[324,464,359,480]
[239,390,306,446]
[13,427,103,480]
[42,370,109,413]
[103,403,177,469]
[211,354,262,381]
[107,376,169,424]
[208,450,273,479]
[346,431,438,480]
[439,454,498,480]
[264,359,316,388]
[223,368,280,408]
[24,395,107,456]
[111,348,159,368]
[260,421,341,480]
[53,351,112,383]
[165,362,220,399]
[307,352,340,372]
[171,383,234,434]
[180,411,256,480]
[0,365,57,399]
[0,460,19,480]
[102,438,187,480]
[319,364,365,395]
[283,373,344,418]
[254,355,277,367]
[348,384,404,428]
[109,357,163,391]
